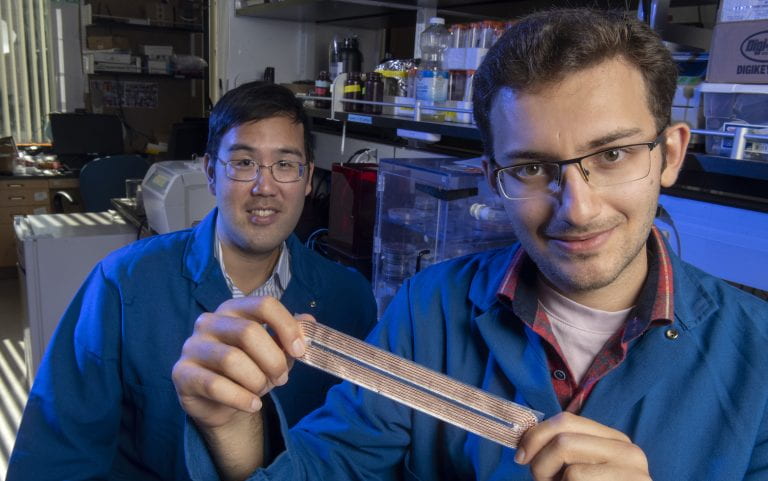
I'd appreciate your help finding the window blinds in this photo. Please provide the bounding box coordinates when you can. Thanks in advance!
[0,0,53,143]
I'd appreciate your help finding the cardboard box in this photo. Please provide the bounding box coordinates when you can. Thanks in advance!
[707,20,768,83]
[87,35,130,51]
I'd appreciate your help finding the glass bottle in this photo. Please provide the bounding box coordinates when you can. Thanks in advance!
[343,72,363,113]
[364,71,384,114]
[416,17,450,121]
[314,71,331,109]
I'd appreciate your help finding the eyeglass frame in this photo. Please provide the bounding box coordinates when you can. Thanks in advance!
[490,129,667,200]
[215,156,309,183]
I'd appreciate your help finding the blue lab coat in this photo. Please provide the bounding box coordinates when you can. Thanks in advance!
[7,208,377,480]
[187,240,768,481]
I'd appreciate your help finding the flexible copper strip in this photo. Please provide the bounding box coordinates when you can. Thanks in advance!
[297,320,541,449]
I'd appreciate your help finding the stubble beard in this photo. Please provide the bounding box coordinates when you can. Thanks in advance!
[526,211,656,295]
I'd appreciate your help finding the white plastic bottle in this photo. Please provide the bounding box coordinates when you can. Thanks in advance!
[416,17,450,122]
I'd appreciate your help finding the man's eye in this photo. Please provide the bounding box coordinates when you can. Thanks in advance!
[598,149,626,163]
[231,159,256,169]
[511,163,547,179]
[276,160,298,170]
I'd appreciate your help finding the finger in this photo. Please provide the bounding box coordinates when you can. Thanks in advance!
[516,412,630,464]
[193,314,291,387]
[182,329,280,395]
[528,432,648,481]
[214,296,307,358]
[172,360,262,415]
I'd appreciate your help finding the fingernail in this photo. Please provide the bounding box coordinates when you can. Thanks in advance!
[292,338,306,357]
[514,448,526,464]
[250,397,262,412]
[276,372,289,386]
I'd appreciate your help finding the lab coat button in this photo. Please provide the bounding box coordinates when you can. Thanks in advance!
[665,328,679,340]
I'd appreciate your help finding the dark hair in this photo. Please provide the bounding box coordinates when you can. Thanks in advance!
[206,82,314,164]
[473,8,677,156]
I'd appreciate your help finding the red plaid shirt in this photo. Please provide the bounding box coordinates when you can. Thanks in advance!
[497,227,674,413]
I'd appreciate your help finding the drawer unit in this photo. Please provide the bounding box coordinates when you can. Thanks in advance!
[0,179,49,191]
[0,188,50,208]
[0,179,53,268]
[0,205,49,224]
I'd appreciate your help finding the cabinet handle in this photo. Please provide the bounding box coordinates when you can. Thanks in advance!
[9,196,24,201]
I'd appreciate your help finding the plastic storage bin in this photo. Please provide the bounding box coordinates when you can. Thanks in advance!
[373,157,517,317]
[701,82,768,160]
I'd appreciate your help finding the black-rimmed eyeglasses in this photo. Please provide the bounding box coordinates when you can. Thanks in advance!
[491,131,666,200]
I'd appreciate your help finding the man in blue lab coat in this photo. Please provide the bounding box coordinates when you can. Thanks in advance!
[7,83,377,480]
[174,9,768,481]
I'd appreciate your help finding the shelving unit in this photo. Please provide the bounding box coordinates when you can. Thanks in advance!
[81,1,208,152]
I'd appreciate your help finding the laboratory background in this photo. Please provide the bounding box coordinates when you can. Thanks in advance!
[0,0,767,477]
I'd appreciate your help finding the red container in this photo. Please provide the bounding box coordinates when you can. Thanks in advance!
[327,162,378,257]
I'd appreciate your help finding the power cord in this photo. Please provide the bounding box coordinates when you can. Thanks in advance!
[305,228,329,253]
[345,148,377,165]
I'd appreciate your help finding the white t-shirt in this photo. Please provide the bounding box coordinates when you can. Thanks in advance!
[537,279,633,384]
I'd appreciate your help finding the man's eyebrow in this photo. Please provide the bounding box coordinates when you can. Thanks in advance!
[227,143,255,153]
[497,150,554,163]
[497,128,645,164]
[226,144,304,158]
[277,147,304,158]
[583,128,643,150]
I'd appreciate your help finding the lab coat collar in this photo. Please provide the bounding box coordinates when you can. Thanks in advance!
[468,244,562,417]
[468,244,521,312]
[184,208,231,312]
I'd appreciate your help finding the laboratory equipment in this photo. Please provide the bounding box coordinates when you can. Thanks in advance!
[141,160,216,234]
[373,157,516,317]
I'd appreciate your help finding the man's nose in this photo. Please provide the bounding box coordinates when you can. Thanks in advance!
[251,166,277,194]
[556,164,601,225]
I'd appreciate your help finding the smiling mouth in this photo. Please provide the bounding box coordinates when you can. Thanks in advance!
[548,227,614,253]
[248,208,278,217]
[552,230,609,242]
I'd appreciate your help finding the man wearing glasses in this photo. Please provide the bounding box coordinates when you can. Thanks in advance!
[175,8,768,481]
[7,83,377,480]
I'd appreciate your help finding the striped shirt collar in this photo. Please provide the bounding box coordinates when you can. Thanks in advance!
[213,227,291,299]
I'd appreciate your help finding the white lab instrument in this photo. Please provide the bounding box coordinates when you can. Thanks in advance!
[14,211,137,386]
[142,160,215,234]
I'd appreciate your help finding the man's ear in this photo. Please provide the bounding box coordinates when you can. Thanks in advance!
[660,122,691,188]
[203,154,216,195]
[304,162,315,197]
[482,156,500,196]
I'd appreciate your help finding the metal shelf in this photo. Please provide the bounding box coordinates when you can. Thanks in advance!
[236,0,418,28]
[87,15,204,32]
[235,0,656,27]
[329,110,480,140]
[88,72,204,80]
